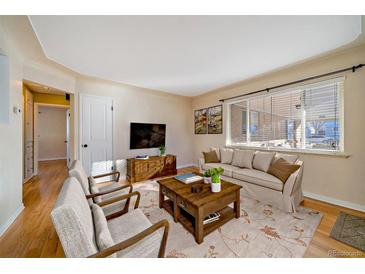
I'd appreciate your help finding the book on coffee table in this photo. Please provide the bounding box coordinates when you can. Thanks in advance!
[203,212,221,225]
[175,173,203,184]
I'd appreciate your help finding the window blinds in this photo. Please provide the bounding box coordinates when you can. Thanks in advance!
[229,77,344,151]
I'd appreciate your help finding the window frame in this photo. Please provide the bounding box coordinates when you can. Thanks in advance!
[226,77,346,156]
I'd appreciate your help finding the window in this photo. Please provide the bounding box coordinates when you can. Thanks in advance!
[228,78,344,152]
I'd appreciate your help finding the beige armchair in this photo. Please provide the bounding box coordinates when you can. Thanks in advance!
[69,160,132,215]
[51,177,169,258]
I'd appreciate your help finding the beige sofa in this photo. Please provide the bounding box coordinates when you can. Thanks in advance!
[199,148,304,213]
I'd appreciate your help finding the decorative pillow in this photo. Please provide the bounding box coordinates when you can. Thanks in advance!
[231,149,255,169]
[209,147,220,161]
[273,153,299,164]
[220,148,234,164]
[91,204,116,257]
[90,181,102,203]
[267,158,301,183]
[203,151,219,163]
[252,151,276,172]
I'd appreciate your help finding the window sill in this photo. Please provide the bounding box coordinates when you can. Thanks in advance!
[226,144,350,158]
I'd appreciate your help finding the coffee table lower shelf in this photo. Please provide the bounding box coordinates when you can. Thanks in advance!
[162,199,235,241]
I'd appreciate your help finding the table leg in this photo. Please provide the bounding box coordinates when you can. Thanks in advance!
[159,186,164,209]
[173,200,180,223]
[195,207,204,244]
[234,190,240,218]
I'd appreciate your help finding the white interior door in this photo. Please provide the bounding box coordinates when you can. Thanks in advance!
[81,94,113,176]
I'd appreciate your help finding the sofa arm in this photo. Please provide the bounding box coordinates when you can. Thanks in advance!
[199,158,206,173]
[283,160,304,197]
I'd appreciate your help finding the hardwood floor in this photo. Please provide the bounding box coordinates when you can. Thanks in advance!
[0,161,363,258]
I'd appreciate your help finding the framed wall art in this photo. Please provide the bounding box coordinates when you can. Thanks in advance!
[194,108,207,134]
[207,105,223,134]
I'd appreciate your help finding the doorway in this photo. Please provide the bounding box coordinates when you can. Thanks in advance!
[22,80,73,183]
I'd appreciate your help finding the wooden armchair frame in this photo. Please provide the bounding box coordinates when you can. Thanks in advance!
[92,171,121,182]
[88,191,169,258]
[86,184,134,214]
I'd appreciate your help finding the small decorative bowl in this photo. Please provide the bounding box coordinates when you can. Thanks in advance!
[191,185,203,193]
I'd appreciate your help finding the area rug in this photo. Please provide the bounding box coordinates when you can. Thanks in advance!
[133,180,323,258]
[330,212,365,252]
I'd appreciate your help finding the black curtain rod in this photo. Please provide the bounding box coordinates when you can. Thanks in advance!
[219,63,365,102]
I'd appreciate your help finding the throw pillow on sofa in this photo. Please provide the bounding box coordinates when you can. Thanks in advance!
[209,147,220,161]
[203,150,220,163]
[252,151,276,172]
[267,158,300,183]
[231,149,255,169]
[220,148,234,164]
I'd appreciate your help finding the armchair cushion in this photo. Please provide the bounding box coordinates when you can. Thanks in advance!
[108,209,162,258]
[91,204,116,258]
[69,160,91,196]
[90,183,103,204]
[51,177,98,257]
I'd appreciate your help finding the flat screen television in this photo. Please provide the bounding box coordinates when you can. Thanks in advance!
[130,122,166,149]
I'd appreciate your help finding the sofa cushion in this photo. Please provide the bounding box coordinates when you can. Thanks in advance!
[231,149,255,169]
[274,153,299,164]
[220,148,234,164]
[267,158,301,183]
[210,147,220,161]
[232,168,283,191]
[202,163,241,177]
[252,151,276,172]
[91,204,116,257]
[108,208,162,258]
[202,150,219,163]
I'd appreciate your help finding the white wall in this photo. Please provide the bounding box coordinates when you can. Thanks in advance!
[75,77,194,169]
[0,16,77,236]
[38,106,67,161]
[0,18,25,236]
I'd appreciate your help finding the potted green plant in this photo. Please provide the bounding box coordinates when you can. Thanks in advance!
[209,167,224,192]
[159,145,166,156]
[203,170,211,184]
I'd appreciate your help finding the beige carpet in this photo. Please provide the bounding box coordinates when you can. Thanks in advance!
[133,180,322,258]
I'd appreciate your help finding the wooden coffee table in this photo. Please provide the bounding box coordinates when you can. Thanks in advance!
[157,175,242,244]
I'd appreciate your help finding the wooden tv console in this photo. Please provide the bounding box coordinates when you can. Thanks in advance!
[127,155,177,183]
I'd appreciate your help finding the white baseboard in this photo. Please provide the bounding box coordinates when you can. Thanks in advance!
[0,204,24,237]
[39,157,66,161]
[303,191,365,212]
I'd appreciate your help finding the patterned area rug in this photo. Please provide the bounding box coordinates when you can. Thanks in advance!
[330,212,365,252]
[133,180,322,258]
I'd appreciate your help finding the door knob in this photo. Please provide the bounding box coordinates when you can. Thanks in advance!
[82,144,88,148]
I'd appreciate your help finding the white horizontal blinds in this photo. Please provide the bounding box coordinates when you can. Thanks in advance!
[228,77,343,151]
[303,80,342,150]
[248,96,271,147]
[270,89,302,149]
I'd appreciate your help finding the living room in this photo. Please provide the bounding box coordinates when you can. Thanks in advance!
[0,2,364,274]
